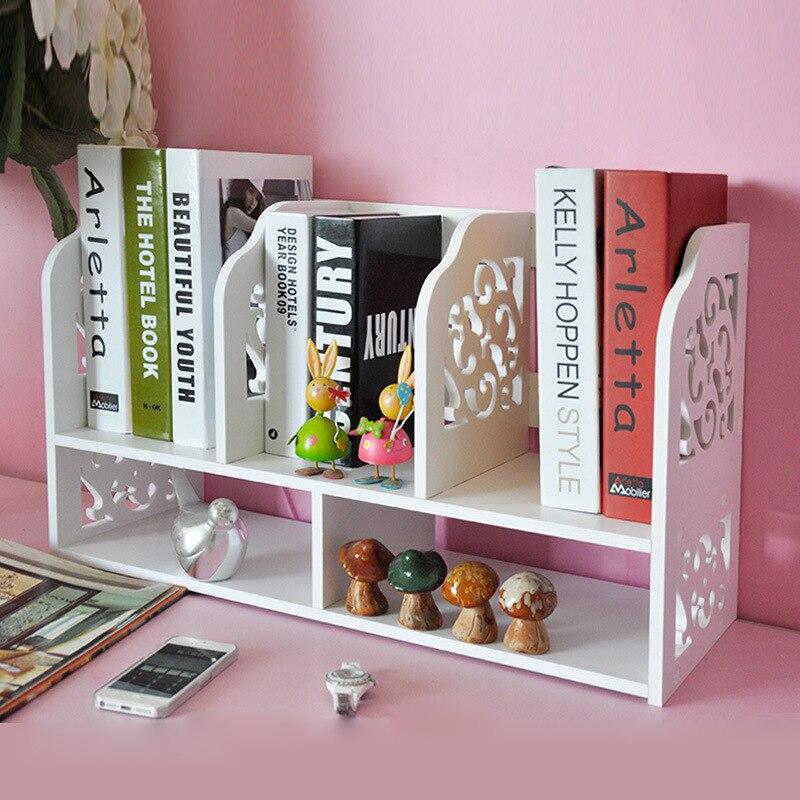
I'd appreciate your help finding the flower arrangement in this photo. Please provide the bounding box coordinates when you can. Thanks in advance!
[0,0,156,239]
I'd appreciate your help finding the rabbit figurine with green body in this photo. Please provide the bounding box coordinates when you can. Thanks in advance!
[288,339,351,479]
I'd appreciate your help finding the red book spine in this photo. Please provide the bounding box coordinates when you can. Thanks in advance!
[602,171,727,523]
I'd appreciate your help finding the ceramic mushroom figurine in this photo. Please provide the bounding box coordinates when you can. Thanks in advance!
[387,549,447,631]
[498,571,558,655]
[441,562,499,644]
[339,539,395,616]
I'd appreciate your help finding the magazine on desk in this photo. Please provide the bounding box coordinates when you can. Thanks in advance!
[0,540,184,719]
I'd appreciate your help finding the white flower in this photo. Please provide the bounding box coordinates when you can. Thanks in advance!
[30,0,82,70]
[30,0,157,146]
[86,0,157,145]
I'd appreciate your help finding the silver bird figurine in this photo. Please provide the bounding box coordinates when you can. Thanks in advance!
[171,469,248,582]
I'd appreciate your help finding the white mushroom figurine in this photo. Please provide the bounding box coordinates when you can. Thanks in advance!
[498,571,557,655]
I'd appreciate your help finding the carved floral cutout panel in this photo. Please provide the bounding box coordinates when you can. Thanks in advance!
[247,282,266,397]
[675,513,731,658]
[445,257,524,426]
[680,273,738,460]
[81,454,175,528]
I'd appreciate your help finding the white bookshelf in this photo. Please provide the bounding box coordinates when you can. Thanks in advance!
[42,201,750,706]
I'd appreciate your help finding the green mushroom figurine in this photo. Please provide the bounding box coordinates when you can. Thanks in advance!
[388,549,448,631]
[288,339,351,479]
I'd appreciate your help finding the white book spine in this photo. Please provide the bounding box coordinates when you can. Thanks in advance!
[166,150,214,448]
[264,212,312,455]
[535,168,601,512]
[78,144,131,433]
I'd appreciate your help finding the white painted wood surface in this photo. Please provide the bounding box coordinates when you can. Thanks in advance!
[648,223,749,706]
[41,215,748,705]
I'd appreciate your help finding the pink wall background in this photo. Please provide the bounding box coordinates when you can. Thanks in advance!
[1,1,799,628]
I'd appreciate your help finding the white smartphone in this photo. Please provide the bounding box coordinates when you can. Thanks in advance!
[95,636,237,718]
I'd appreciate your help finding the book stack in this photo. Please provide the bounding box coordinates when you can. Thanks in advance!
[535,168,727,523]
[78,145,312,448]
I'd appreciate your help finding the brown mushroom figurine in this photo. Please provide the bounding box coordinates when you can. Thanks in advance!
[441,561,499,644]
[498,571,557,655]
[339,539,394,616]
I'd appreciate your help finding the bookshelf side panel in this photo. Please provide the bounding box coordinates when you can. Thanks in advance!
[42,231,86,437]
[649,223,749,705]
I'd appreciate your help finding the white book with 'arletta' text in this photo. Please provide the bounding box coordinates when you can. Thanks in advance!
[78,144,132,433]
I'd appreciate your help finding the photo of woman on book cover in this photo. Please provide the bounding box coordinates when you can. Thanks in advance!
[219,176,313,395]
[218,177,313,261]
[219,179,266,261]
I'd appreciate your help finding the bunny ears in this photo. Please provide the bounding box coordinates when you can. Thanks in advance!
[397,344,414,387]
[307,339,338,379]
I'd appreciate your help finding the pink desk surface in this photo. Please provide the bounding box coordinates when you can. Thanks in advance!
[1,473,799,788]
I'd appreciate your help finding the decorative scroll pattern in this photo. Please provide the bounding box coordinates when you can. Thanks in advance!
[675,514,731,658]
[445,258,524,425]
[247,282,266,397]
[680,274,738,460]
[81,454,175,528]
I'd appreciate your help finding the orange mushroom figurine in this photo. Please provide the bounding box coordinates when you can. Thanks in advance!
[339,538,395,616]
[441,562,499,644]
[498,571,558,655]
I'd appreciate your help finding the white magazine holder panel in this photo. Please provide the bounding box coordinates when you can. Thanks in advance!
[213,200,533,500]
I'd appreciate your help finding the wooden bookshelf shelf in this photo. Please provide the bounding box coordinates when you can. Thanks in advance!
[42,202,750,705]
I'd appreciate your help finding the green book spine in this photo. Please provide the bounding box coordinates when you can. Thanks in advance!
[123,148,172,440]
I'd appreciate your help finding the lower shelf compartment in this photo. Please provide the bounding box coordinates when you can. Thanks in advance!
[59,509,313,611]
[324,550,649,698]
[57,511,649,699]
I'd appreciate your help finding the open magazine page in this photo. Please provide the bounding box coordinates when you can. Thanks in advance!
[0,539,181,716]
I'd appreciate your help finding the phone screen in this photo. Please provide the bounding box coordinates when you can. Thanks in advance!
[110,643,226,698]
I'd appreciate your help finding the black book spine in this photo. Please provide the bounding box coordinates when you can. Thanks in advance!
[312,217,360,466]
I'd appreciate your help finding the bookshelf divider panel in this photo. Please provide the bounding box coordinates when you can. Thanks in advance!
[648,223,749,706]
[415,212,533,499]
[213,212,269,463]
[315,494,436,609]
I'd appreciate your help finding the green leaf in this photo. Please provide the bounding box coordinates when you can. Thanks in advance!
[13,110,102,168]
[22,13,97,137]
[0,8,24,171]
[31,165,77,240]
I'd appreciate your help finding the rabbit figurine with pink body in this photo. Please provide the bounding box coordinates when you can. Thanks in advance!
[352,344,415,490]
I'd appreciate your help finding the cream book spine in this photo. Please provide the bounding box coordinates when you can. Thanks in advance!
[78,144,132,433]
[535,167,602,512]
